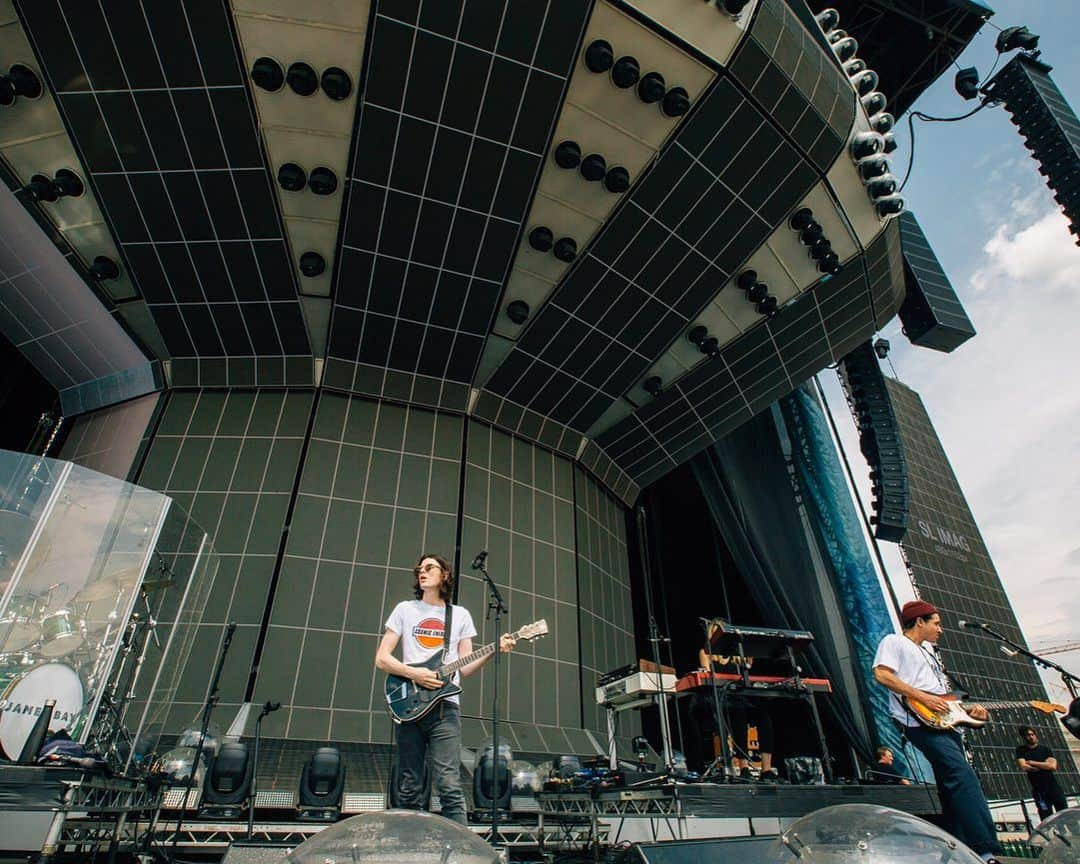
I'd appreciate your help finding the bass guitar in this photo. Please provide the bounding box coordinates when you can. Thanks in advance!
[385,619,548,724]
[905,693,1065,730]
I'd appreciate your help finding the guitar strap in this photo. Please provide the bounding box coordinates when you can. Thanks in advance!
[443,601,454,661]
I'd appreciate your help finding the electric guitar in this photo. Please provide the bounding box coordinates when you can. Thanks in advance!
[905,693,1065,730]
[384,619,549,724]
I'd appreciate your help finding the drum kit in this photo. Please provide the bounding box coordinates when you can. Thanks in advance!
[0,568,150,763]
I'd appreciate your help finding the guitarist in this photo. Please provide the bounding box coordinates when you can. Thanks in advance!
[872,600,1002,864]
[375,553,515,825]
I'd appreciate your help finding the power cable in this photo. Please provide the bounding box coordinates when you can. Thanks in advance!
[898,102,993,193]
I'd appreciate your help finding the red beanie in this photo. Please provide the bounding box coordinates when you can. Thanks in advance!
[901,599,938,623]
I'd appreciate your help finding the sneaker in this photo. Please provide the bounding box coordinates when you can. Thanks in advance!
[738,767,753,779]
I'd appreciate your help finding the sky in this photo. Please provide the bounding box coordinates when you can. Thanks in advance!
[817,0,1080,705]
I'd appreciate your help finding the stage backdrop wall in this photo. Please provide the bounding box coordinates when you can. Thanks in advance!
[60,388,634,754]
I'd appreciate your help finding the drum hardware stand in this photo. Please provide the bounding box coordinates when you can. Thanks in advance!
[169,621,236,864]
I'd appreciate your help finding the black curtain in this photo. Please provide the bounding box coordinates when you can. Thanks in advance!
[684,404,874,764]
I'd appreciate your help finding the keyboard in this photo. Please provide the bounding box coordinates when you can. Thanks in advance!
[675,671,832,694]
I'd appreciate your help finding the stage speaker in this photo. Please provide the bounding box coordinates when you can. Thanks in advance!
[839,342,909,542]
[633,835,778,862]
[896,212,975,353]
[221,840,296,863]
[985,53,1080,245]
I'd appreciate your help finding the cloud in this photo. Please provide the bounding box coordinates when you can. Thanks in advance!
[1065,547,1080,569]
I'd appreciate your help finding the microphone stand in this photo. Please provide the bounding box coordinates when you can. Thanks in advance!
[698,618,733,782]
[170,622,236,863]
[474,556,508,844]
[969,623,1079,698]
[637,506,674,776]
[246,700,279,840]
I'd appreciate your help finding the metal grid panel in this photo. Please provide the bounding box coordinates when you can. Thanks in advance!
[732,0,854,172]
[18,0,311,366]
[886,378,1080,801]
[485,75,818,434]
[253,393,463,743]
[328,0,591,392]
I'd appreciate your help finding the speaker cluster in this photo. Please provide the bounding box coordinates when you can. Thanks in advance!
[250,58,352,100]
[789,208,842,276]
[527,226,578,263]
[815,8,904,219]
[581,40,691,118]
[553,140,631,194]
[687,324,721,356]
[735,270,779,317]
[0,63,42,107]
[27,169,84,202]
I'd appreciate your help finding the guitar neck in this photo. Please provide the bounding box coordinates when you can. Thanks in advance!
[962,700,1037,710]
[440,641,497,676]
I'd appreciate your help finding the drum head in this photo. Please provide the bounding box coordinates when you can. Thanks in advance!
[0,662,84,759]
[40,611,84,659]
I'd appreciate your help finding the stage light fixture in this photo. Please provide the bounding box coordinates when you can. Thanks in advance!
[298,747,345,821]
[199,741,253,820]
[28,174,58,202]
[89,256,119,280]
[554,140,581,169]
[954,66,980,101]
[286,62,318,96]
[585,39,614,73]
[873,338,890,359]
[882,133,897,154]
[747,281,768,303]
[320,67,352,100]
[473,750,511,816]
[858,155,889,180]
[757,295,778,317]
[832,37,858,63]
[995,25,1039,54]
[611,56,640,89]
[810,238,832,260]
[851,69,879,97]
[800,221,824,245]
[815,9,840,33]
[299,251,325,277]
[851,132,884,161]
[5,64,42,100]
[866,174,898,199]
[308,167,337,195]
[553,237,577,262]
[638,72,665,104]
[580,153,607,181]
[53,169,83,197]
[826,29,848,45]
[861,91,888,117]
[603,166,629,193]
[875,194,905,217]
[843,58,867,76]
[662,87,690,117]
[251,57,284,92]
[721,0,751,16]
[818,252,841,274]
[506,300,530,325]
[687,325,708,346]
[789,208,814,231]
[871,112,895,134]
[642,376,663,397]
[700,336,719,356]
[278,163,306,191]
[736,269,758,291]
[528,226,554,252]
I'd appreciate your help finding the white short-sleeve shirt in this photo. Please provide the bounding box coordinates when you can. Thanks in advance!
[873,633,950,726]
[385,600,478,705]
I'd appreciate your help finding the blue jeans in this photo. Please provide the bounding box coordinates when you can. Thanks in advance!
[905,725,1001,856]
[395,702,467,825]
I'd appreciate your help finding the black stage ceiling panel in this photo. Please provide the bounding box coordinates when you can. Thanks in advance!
[329,0,590,390]
[17,0,311,367]
[594,222,902,489]
[485,74,819,434]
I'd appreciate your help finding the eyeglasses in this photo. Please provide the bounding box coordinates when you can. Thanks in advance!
[415,563,444,575]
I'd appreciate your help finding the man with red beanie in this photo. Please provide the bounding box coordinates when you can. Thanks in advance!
[873,599,1003,863]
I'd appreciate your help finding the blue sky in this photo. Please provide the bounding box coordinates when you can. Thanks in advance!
[819,1,1080,702]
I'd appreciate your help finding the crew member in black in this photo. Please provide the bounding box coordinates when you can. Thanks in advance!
[1015,726,1069,819]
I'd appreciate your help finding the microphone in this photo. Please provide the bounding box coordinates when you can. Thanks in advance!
[263,700,281,713]
[1000,645,1019,657]
[958,620,987,631]
[471,550,488,570]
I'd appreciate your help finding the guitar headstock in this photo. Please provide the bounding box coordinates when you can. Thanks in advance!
[1032,700,1068,715]
[515,619,549,642]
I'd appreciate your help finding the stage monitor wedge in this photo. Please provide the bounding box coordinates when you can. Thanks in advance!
[985,52,1080,246]
[896,212,976,353]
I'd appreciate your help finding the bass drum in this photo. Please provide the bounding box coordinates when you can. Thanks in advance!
[0,662,84,760]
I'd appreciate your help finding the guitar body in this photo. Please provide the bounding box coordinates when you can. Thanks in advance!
[385,650,461,724]
[905,693,984,730]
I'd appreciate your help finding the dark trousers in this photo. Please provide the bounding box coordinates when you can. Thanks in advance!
[395,702,466,825]
[1031,781,1068,820]
[905,725,1001,856]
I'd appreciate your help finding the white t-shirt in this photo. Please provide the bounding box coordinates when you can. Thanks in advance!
[385,600,478,705]
[873,633,950,727]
